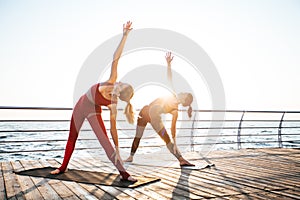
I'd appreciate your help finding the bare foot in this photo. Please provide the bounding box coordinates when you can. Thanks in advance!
[50,169,61,174]
[124,156,133,162]
[121,175,137,183]
[179,159,195,167]
[50,168,67,175]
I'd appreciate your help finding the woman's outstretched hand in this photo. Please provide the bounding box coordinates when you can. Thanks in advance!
[123,21,133,36]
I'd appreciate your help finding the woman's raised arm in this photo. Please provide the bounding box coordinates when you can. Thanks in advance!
[165,52,176,95]
[107,21,133,83]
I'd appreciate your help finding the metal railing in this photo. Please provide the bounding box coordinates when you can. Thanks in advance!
[1,106,300,160]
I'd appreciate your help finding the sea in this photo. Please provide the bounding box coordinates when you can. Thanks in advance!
[1,119,300,162]
[0,119,300,161]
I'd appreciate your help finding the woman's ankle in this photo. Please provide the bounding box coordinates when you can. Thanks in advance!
[124,155,133,162]
[119,171,130,180]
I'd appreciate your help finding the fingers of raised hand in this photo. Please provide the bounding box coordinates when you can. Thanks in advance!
[123,21,133,31]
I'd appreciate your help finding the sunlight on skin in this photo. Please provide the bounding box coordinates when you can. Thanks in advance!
[131,85,173,109]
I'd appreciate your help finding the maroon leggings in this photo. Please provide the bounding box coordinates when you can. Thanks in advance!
[59,95,129,179]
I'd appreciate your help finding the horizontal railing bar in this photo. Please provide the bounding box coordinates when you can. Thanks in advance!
[2,131,299,144]
[0,120,72,122]
[1,132,298,144]
[2,106,300,114]
[0,126,300,133]
[0,106,72,110]
[188,126,300,129]
[1,126,300,133]
[0,129,86,133]
[0,148,100,153]
[1,119,300,123]
[222,140,300,144]
[192,110,300,113]
[0,139,96,143]
[2,140,299,154]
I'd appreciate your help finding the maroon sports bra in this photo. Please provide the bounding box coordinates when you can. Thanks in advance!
[86,82,117,106]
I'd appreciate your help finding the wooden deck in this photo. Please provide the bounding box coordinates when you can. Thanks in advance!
[1,148,300,200]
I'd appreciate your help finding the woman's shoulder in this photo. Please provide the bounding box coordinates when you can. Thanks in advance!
[99,81,114,86]
[150,95,176,105]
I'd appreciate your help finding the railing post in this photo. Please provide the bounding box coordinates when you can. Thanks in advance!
[237,111,245,149]
[278,112,285,148]
[190,112,196,152]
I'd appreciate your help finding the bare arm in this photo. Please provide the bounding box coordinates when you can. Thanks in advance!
[165,52,176,94]
[107,21,133,84]
[170,110,178,140]
[108,104,119,147]
[108,104,124,165]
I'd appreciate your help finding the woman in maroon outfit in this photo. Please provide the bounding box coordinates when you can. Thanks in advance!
[51,21,137,182]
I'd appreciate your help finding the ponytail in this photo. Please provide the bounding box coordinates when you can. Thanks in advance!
[124,101,134,124]
[187,105,193,118]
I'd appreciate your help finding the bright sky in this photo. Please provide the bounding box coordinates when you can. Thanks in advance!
[1,0,300,111]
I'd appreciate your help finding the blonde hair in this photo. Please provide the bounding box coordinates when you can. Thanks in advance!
[185,93,193,118]
[187,105,193,118]
[124,101,134,124]
[119,83,135,124]
[177,92,193,118]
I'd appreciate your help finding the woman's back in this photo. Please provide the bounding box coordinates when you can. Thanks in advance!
[149,95,178,114]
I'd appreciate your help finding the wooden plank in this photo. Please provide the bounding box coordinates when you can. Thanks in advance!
[138,166,222,198]
[222,190,296,200]
[2,162,25,200]
[0,162,7,200]
[230,158,300,187]
[53,181,98,200]
[211,156,294,185]
[243,158,299,175]
[231,150,300,173]
[211,165,289,191]
[204,148,300,198]
[108,164,192,200]
[272,188,300,199]
[43,159,117,200]
[185,151,292,193]
[73,157,169,200]
[79,157,185,200]
[35,160,81,200]
[203,149,299,199]
[88,158,212,199]
[182,165,271,193]
[161,165,263,196]
[159,166,263,199]
[216,156,300,188]
[18,160,62,200]
[85,160,182,199]
[71,157,154,200]
[115,156,268,198]
[258,148,300,156]
[46,158,135,200]
[158,166,265,197]
[83,157,167,200]
[194,166,283,193]
[45,160,114,199]
[33,159,98,200]
[10,161,44,200]
[85,153,292,198]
